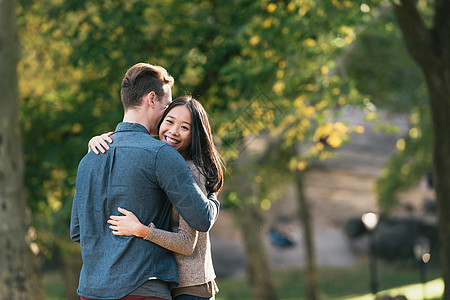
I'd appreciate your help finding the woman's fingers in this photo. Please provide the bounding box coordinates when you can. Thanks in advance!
[109,225,124,235]
[98,140,109,152]
[107,219,117,225]
[89,144,100,155]
[117,207,131,215]
[109,215,121,221]
[88,133,113,155]
[102,132,114,143]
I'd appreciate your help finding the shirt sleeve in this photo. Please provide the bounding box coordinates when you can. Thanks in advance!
[70,193,80,243]
[143,162,207,255]
[154,144,219,232]
[144,213,198,256]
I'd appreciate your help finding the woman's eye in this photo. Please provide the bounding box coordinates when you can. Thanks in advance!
[165,119,173,124]
[182,126,190,130]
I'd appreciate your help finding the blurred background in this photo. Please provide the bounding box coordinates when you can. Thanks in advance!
[1,0,449,299]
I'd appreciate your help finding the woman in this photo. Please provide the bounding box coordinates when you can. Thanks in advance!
[89,95,223,300]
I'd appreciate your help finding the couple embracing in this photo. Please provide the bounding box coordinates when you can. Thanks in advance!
[70,63,224,300]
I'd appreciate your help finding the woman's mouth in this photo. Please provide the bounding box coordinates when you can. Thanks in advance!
[165,136,179,145]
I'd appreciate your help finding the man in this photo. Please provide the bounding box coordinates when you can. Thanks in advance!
[70,63,220,300]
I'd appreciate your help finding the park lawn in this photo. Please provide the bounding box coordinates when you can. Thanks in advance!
[214,261,442,300]
[44,261,443,300]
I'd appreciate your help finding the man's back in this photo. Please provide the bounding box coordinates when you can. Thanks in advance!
[71,123,178,299]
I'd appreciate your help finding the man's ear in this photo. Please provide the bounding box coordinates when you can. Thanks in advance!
[145,91,157,109]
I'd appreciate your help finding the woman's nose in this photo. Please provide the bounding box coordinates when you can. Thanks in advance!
[169,126,179,135]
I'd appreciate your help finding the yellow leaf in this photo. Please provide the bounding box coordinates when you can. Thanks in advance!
[264,49,274,58]
[285,114,297,124]
[304,106,315,117]
[327,132,343,148]
[303,38,316,47]
[332,87,341,95]
[263,18,272,28]
[320,66,330,74]
[314,124,333,141]
[287,2,296,11]
[300,119,310,128]
[249,35,261,46]
[409,112,420,124]
[242,128,252,137]
[396,139,405,151]
[354,125,365,134]
[267,3,277,12]
[276,70,284,78]
[298,5,310,16]
[297,161,307,171]
[261,199,271,211]
[305,84,315,91]
[294,95,306,108]
[315,99,328,110]
[334,122,348,133]
[365,112,377,121]
[409,127,420,139]
[272,81,286,95]
[339,25,351,35]
[72,123,83,134]
[343,1,352,7]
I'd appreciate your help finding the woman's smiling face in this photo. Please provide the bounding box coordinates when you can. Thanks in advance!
[159,105,192,159]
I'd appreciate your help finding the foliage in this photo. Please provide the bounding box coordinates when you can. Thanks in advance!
[16,0,429,255]
[341,1,434,214]
[376,106,433,213]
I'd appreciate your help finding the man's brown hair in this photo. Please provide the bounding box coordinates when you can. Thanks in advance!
[120,63,174,111]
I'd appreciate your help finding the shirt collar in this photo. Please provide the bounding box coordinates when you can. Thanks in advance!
[114,122,150,134]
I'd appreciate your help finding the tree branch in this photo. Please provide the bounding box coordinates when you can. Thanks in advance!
[434,0,450,32]
[392,0,435,68]
[192,45,240,98]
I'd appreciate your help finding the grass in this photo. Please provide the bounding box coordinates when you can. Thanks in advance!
[43,270,66,300]
[44,261,443,300]
[214,262,443,300]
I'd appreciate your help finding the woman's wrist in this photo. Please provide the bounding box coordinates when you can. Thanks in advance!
[143,223,155,241]
[136,223,151,238]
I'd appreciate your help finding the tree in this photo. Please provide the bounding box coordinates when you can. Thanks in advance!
[228,148,279,300]
[0,0,43,298]
[16,1,379,299]
[392,0,450,298]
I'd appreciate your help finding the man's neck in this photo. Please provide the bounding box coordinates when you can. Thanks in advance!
[123,109,151,133]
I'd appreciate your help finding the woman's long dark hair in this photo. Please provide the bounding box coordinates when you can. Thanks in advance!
[158,95,224,194]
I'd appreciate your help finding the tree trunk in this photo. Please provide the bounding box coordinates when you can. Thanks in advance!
[293,145,320,300]
[58,245,82,300]
[423,58,450,299]
[238,203,278,300]
[0,0,44,299]
[233,150,278,300]
[393,0,450,298]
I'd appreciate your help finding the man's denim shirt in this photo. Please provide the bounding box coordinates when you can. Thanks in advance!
[70,122,220,299]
